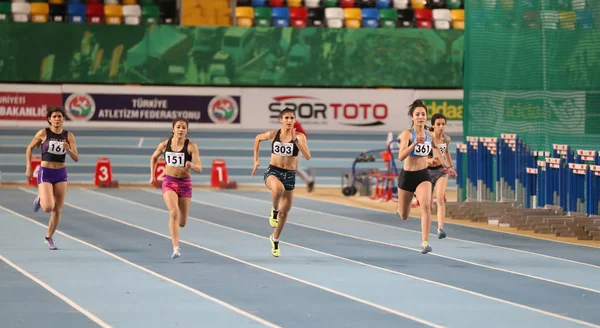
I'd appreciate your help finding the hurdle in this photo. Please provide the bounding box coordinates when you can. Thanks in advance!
[453,134,600,240]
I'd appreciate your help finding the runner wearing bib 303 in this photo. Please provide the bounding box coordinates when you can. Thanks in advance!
[251,108,312,258]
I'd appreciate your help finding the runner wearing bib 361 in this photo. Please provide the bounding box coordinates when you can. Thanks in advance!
[396,100,450,254]
[150,118,203,260]
[251,108,312,258]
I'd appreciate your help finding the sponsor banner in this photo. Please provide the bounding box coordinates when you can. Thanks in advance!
[241,88,416,132]
[414,90,463,134]
[0,84,62,121]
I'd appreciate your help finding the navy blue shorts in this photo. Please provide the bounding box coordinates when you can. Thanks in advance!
[264,165,296,191]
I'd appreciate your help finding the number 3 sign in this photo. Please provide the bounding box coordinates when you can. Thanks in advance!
[94,157,113,187]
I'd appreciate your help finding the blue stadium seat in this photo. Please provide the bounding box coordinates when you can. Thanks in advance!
[67,3,86,23]
[576,11,593,29]
[252,0,267,7]
[271,6,289,27]
[376,0,390,7]
[361,8,379,27]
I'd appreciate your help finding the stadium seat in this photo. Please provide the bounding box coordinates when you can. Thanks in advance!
[558,11,575,30]
[411,0,426,10]
[572,0,586,10]
[290,7,307,27]
[447,0,461,9]
[450,8,463,28]
[340,0,355,8]
[254,6,271,26]
[305,0,320,8]
[237,0,251,6]
[252,0,267,6]
[288,0,302,8]
[86,3,103,23]
[432,8,450,29]
[414,8,432,28]
[396,8,414,27]
[236,6,254,26]
[361,7,378,27]
[541,10,558,29]
[429,0,446,9]
[357,0,376,7]
[323,0,339,7]
[49,4,66,22]
[105,0,119,5]
[269,0,284,7]
[104,4,123,24]
[122,4,141,25]
[376,0,390,8]
[271,6,289,26]
[575,11,593,29]
[498,0,513,10]
[343,7,361,28]
[30,2,49,22]
[123,0,138,5]
[141,4,159,24]
[378,7,396,27]
[325,7,343,27]
[67,3,85,23]
[11,2,30,22]
[307,7,324,26]
[393,0,408,9]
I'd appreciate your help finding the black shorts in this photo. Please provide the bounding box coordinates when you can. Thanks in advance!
[428,165,448,188]
[264,165,296,191]
[397,168,431,193]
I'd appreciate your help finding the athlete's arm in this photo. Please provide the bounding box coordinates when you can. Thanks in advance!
[149,141,166,185]
[186,142,203,173]
[398,130,416,161]
[251,130,276,177]
[25,129,45,179]
[295,133,311,160]
[65,132,79,162]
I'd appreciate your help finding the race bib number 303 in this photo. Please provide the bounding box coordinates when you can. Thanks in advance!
[165,152,185,167]
[273,141,294,156]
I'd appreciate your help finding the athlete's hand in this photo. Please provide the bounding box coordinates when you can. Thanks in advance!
[185,161,192,169]
[149,176,156,187]
[291,128,297,141]
[448,167,458,179]
[251,161,260,177]
[416,135,426,144]
[63,141,71,152]
[25,166,32,180]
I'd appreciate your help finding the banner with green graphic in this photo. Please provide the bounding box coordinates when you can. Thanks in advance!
[0,24,463,88]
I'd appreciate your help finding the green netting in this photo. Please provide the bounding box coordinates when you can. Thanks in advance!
[463,0,600,152]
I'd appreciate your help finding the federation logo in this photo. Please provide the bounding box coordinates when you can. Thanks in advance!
[207,96,239,124]
[64,93,96,121]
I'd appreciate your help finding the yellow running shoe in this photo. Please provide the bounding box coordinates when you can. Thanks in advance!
[269,209,279,228]
[270,235,280,257]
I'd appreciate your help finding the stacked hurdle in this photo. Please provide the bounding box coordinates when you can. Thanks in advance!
[448,134,600,241]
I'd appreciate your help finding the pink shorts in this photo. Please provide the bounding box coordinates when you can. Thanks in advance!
[161,175,192,198]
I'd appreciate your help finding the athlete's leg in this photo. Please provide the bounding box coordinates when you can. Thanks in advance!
[414,181,433,253]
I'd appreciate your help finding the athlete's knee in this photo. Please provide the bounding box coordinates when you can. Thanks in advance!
[420,200,432,215]
[272,185,285,198]
[436,193,446,206]
[179,216,187,227]
[41,200,55,213]
[169,209,179,221]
